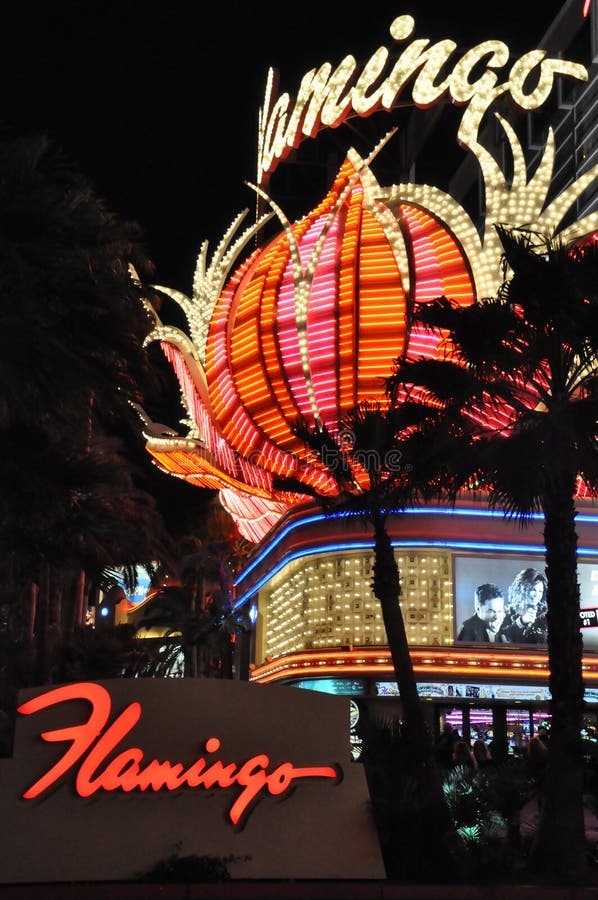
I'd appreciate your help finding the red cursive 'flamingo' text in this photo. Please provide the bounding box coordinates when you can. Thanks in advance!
[17,682,340,826]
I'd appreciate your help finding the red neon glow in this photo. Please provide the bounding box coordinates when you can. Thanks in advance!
[149,164,595,539]
[153,157,416,530]
[249,646,598,685]
[584,0,591,17]
[17,683,340,827]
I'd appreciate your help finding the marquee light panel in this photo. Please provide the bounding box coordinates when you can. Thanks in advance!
[249,647,598,686]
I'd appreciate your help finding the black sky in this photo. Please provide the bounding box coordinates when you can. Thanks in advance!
[0,2,576,292]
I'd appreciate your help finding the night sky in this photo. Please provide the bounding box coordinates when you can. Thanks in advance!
[0,2,576,293]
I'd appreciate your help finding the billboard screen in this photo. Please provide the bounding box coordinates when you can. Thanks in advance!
[114,565,152,606]
[453,555,598,650]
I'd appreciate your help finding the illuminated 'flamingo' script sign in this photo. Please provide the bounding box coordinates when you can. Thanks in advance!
[258,14,588,181]
[18,682,341,828]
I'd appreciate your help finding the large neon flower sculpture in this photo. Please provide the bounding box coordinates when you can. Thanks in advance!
[141,119,598,542]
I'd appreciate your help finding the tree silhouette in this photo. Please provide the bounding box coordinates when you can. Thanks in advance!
[0,131,173,689]
[288,400,460,875]
[386,225,598,884]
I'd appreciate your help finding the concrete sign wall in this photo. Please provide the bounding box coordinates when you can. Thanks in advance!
[0,678,385,882]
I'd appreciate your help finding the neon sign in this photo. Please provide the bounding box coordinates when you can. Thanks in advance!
[258,14,588,181]
[142,12,598,543]
[17,682,340,828]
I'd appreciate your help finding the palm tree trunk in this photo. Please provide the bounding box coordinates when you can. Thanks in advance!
[371,512,459,865]
[184,575,204,678]
[27,582,38,643]
[529,483,588,884]
[70,570,86,632]
[222,634,234,679]
[372,513,430,760]
[52,579,63,636]
[34,564,51,685]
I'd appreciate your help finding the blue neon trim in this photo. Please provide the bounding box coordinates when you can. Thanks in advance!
[232,538,597,609]
[236,505,598,586]
[236,512,331,584]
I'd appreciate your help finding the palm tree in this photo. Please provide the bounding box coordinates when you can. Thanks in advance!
[129,501,253,679]
[289,401,460,870]
[0,129,173,687]
[386,225,598,884]
[0,426,174,683]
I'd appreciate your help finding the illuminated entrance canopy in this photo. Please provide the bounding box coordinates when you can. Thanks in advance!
[258,14,588,181]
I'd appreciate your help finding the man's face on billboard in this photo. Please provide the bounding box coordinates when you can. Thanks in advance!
[476,597,505,632]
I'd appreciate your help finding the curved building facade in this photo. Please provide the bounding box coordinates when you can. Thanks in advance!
[139,7,598,754]
[240,499,598,754]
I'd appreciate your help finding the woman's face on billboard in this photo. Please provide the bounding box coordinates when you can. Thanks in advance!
[519,580,545,623]
[529,581,545,604]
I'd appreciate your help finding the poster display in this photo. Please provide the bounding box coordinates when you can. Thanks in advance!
[453,555,598,650]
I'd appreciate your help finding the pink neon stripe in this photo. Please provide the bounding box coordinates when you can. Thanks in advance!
[308,214,341,421]
[276,214,329,419]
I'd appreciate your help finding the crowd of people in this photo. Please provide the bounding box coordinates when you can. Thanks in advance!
[434,720,549,782]
[457,568,548,645]
[435,726,497,770]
